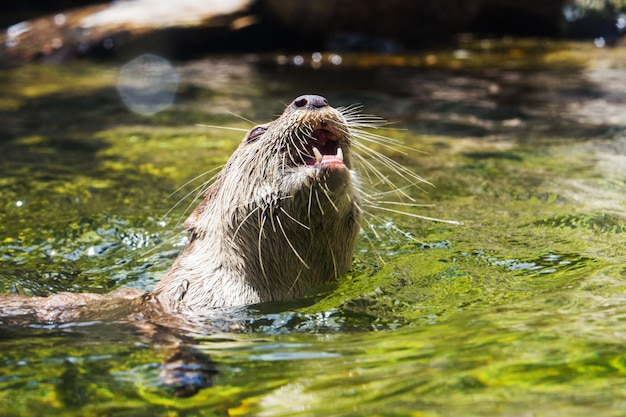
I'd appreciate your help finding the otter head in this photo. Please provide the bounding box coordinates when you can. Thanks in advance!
[154,95,362,311]
[235,94,356,196]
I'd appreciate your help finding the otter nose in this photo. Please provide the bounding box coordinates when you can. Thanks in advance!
[292,95,329,109]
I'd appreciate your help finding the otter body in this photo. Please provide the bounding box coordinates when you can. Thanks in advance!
[1,95,363,322]
[152,95,362,312]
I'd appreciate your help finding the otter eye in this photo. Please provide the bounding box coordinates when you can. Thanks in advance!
[246,126,267,143]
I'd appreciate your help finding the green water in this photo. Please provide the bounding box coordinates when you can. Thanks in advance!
[1,41,626,416]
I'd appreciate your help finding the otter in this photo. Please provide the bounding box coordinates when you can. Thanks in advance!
[150,94,362,312]
[2,94,368,323]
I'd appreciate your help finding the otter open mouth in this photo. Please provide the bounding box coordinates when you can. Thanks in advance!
[304,127,345,169]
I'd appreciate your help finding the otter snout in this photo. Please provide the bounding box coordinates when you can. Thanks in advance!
[292,94,329,110]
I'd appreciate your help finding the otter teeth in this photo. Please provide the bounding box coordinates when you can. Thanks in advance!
[313,147,323,163]
[312,147,344,165]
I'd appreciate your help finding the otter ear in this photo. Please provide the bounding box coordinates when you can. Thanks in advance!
[243,124,269,144]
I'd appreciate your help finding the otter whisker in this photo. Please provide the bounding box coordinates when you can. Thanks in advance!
[345,119,395,132]
[286,269,302,296]
[168,166,222,199]
[195,124,250,132]
[351,129,422,155]
[356,151,432,198]
[338,107,392,127]
[268,204,278,234]
[352,153,415,201]
[232,205,261,241]
[281,153,287,175]
[226,111,259,126]
[291,133,310,164]
[285,139,300,166]
[296,125,315,161]
[165,169,218,205]
[363,217,381,240]
[340,109,386,122]
[364,204,461,225]
[319,183,340,213]
[278,207,311,230]
[339,108,426,155]
[351,155,379,187]
[353,141,431,188]
[371,200,435,208]
[326,234,339,278]
[313,188,326,216]
[287,126,306,164]
[306,184,315,219]
[257,213,270,286]
[362,183,424,200]
[356,215,387,264]
[138,228,188,258]
[164,176,218,229]
[276,216,310,269]
[360,208,425,245]
[336,103,365,115]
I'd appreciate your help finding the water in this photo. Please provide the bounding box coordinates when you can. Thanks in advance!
[1,40,626,416]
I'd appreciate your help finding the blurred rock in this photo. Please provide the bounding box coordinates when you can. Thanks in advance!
[0,0,574,66]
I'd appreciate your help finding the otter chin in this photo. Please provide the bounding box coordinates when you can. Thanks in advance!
[150,94,362,312]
